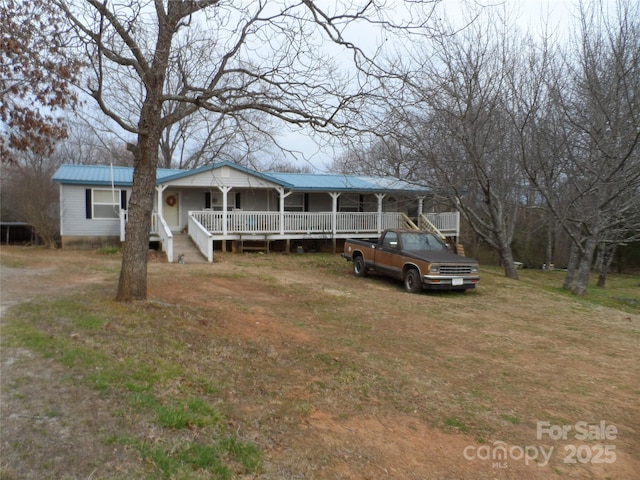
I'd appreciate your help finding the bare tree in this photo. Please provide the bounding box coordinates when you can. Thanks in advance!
[0,0,81,162]
[158,57,279,169]
[55,118,134,166]
[527,0,640,295]
[1,152,61,248]
[383,11,534,279]
[54,0,441,300]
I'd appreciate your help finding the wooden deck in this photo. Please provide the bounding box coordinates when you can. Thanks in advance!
[144,210,460,262]
[187,210,459,239]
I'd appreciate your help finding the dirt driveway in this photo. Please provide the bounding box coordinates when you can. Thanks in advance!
[1,247,639,479]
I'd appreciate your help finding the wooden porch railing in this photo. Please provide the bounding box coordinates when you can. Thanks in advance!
[188,210,460,237]
[190,211,402,236]
[422,212,459,236]
[121,210,459,262]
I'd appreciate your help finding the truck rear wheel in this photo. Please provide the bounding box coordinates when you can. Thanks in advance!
[404,268,422,293]
[353,255,368,277]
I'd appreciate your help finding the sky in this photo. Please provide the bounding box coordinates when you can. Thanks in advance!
[284,0,589,173]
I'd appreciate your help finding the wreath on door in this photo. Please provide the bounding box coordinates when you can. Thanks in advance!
[166,195,177,207]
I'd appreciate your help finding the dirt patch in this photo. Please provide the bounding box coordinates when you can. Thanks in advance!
[1,247,639,479]
[1,249,144,479]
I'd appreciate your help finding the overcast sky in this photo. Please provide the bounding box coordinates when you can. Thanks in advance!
[288,0,599,173]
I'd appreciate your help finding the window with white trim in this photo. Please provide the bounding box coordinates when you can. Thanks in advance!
[92,189,121,219]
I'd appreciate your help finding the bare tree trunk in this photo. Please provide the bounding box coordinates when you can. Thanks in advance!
[498,238,519,280]
[596,244,616,288]
[502,255,520,279]
[115,136,158,301]
[563,242,580,290]
[545,214,554,271]
[572,237,597,295]
[112,4,176,301]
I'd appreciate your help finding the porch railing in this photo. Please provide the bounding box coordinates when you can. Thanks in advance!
[157,215,174,263]
[188,214,213,262]
[188,211,460,237]
[120,211,160,241]
[423,212,459,236]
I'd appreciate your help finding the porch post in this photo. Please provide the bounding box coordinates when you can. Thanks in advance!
[329,192,340,253]
[375,193,386,234]
[156,185,167,219]
[218,186,232,235]
[417,196,424,229]
[276,187,292,235]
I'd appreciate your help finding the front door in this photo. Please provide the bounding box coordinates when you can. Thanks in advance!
[162,191,180,230]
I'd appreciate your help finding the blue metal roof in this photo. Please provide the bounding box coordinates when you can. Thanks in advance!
[265,172,429,193]
[52,164,182,186]
[52,162,429,194]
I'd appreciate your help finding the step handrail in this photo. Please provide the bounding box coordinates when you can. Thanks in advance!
[419,213,447,241]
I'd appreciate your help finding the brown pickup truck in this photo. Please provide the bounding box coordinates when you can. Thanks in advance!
[342,229,480,293]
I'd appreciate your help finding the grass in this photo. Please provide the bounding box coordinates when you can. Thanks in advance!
[108,436,260,479]
[2,295,261,479]
[96,246,121,255]
[1,247,639,479]
[485,265,640,314]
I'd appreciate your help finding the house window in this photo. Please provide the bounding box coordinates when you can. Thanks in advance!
[339,194,362,212]
[91,189,121,219]
[205,191,239,211]
[284,193,304,212]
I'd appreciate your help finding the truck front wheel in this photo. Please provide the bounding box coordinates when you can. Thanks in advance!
[404,269,422,293]
[353,256,368,277]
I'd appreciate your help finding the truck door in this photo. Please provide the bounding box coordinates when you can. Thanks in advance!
[375,231,403,279]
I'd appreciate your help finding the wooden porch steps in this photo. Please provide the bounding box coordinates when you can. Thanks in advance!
[456,244,465,256]
[236,236,269,254]
[172,233,208,264]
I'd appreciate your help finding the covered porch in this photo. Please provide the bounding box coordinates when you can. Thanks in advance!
[140,209,460,263]
[116,161,461,262]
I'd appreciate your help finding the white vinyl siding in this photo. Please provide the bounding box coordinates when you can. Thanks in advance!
[164,166,280,188]
[60,185,126,236]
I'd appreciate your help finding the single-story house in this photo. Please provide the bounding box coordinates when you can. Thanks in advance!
[52,161,460,262]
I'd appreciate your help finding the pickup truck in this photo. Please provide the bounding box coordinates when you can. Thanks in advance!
[342,229,480,293]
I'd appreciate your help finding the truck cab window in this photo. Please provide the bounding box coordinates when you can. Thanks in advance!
[382,231,398,248]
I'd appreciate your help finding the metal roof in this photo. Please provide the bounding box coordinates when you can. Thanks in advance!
[266,172,429,193]
[52,164,182,186]
[52,162,429,194]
